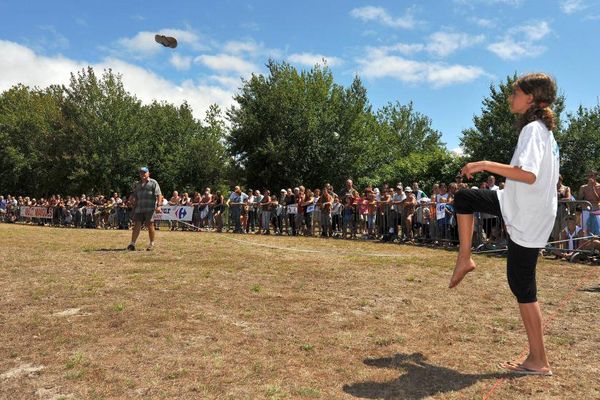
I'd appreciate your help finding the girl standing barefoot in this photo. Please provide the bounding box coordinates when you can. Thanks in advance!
[449,73,559,376]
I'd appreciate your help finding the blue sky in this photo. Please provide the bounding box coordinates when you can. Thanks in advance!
[1,0,599,151]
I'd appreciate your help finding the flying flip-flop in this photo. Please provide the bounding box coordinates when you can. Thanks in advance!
[155,34,177,49]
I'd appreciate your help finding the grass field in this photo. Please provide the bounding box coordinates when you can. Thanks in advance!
[1,224,598,400]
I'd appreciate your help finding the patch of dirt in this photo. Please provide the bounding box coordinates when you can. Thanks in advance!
[0,364,44,380]
[52,308,81,317]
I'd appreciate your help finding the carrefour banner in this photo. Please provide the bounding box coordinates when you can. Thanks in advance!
[153,206,194,221]
[20,206,53,219]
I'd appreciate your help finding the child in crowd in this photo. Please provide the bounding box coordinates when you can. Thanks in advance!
[342,195,356,239]
[331,195,342,236]
[366,190,377,239]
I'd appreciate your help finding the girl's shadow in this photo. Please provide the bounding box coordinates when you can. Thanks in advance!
[343,352,520,400]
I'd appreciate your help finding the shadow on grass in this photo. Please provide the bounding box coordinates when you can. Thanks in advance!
[580,286,600,293]
[343,352,520,400]
[83,248,129,252]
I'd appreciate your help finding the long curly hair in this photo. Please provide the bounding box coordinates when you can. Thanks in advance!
[513,73,557,132]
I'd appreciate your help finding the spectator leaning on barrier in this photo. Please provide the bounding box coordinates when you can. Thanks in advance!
[302,189,314,236]
[212,191,225,233]
[392,186,405,237]
[556,175,568,198]
[339,179,359,201]
[247,190,256,232]
[412,182,426,202]
[128,167,163,251]
[296,186,306,234]
[578,170,600,236]
[487,175,499,191]
[403,187,417,241]
[318,185,333,237]
[260,189,272,234]
[168,191,180,231]
[227,186,247,234]
[578,170,600,210]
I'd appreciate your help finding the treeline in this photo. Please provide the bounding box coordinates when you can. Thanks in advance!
[1,62,598,197]
[0,68,229,196]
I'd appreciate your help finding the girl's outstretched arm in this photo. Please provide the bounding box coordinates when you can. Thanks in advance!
[461,160,536,184]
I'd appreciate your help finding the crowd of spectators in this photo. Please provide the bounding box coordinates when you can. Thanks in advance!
[1,171,599,258]
[0,177,492,243]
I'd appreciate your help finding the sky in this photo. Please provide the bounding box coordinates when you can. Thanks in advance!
[1,0,599,152]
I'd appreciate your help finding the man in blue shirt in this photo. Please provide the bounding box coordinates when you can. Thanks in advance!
[227,186,248,233]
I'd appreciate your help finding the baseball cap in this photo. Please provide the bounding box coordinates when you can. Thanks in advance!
[405,187,413,192]
[139,166,149,173]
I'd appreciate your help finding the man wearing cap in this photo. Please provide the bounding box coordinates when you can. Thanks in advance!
[128,167,163,251]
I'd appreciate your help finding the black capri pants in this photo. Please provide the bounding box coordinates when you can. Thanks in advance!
[454,189,539,304]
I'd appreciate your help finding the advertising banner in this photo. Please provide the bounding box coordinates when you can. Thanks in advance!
[19,206,53,219]
[153,206,194,221]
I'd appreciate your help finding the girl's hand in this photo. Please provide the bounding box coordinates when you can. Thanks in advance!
[460,161,485,179]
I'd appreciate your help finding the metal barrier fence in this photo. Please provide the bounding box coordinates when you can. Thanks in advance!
[3,200,598,263]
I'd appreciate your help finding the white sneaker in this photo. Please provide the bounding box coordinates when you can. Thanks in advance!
[146,243,154,251]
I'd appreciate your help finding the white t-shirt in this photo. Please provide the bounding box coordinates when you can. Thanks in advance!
[392,193,406,211]
[436,193,449,203]
[497,120,559,248]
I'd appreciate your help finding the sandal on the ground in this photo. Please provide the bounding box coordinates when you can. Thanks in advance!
[499,362,553,376]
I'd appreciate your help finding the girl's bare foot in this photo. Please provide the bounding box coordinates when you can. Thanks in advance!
[449,257,476,288]
[500,358,552,376]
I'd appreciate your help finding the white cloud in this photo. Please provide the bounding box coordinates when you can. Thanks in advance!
[470,17,496,28]
[222,39,282,59]
[0,40,80,90]
[561,0,586,14]
[371,43,425,56]
[115,28,208,57]
[450,147,465,156]
[426,32,485,57]
[194,53,259,76]
[454,0,522,6]
[208,75,242,90]
[0,39,235,120]
[169,54,192,71]
[358,52,487,87]
[487,21,550,60]
[366,31,484,59]
[350,6,417,29]
[514,21,551,41]
[287,52,343,67]
[224,40,261,55]
[116,31,158,56]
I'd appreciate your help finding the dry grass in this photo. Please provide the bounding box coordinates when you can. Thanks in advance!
[0,224,598,400]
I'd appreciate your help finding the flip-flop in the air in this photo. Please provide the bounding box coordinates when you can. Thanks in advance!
[154,34,178,49]
[499,362,553,376]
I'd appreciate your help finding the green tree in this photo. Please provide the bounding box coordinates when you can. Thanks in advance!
[556,104,600,189]
[227,60,367,190]
[0,84,64,195]
[0,66,230,197]
[60,67,144,194]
